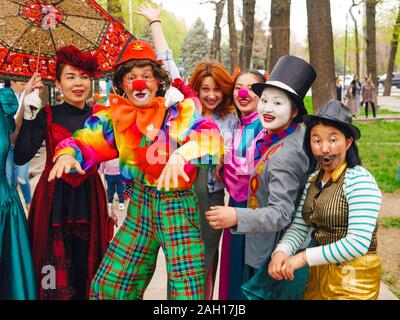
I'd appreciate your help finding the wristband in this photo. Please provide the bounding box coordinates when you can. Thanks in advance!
[149,19,161,26]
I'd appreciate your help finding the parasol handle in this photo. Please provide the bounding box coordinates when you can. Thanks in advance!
[35,34,42,74]
[35,45,40,74]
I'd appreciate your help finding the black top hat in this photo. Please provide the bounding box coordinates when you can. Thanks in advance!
[252,55,316,120]
[304,99,361,140]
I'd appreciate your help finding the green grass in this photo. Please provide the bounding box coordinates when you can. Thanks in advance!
[379,109,400,115]
[357,142,400,192]
[355,121,400,143]
[355,121,400,192]
[304,96,313,115]
[385,275,397,286]
[357,108,400,117]
[303,97,400,193]
[379,217,400,229]
[381,268,400,298]
[390,288,400,299]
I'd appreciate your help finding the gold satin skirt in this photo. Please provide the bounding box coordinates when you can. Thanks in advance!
[304,254,381,300]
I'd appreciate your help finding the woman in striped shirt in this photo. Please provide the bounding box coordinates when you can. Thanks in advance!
[269,99,382,300]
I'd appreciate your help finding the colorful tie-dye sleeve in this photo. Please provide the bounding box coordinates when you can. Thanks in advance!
[54,109,119,170]
[170,97,223,166]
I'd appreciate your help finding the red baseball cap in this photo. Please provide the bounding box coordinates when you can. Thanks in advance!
[114,39,159,67]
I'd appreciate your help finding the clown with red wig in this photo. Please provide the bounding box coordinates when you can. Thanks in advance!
[49,39,223,300]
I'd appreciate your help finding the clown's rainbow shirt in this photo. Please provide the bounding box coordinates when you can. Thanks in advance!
[54,94,223,192]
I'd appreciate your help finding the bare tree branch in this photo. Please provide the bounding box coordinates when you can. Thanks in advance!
[268,0,290,71]
[240,0,256,69]
[307,0,336,112]
[349,4,361,78]
[210,0,226,61]
[227,0,238,71]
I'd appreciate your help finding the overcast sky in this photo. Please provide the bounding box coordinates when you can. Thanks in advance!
[156,0,398,41]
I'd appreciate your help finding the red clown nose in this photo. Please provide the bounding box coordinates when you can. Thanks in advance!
[132,80,147,91]
[238,88,249,99]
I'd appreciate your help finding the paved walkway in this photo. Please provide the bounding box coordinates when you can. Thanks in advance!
[377,95,400,112]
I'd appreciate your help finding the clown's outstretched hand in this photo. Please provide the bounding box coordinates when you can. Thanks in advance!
[48,154,86,181]
[157,152,189,191]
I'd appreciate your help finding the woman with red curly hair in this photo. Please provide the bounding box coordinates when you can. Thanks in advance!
[189,61,235,118]
[14,46,114,300]
[188,61,239,299]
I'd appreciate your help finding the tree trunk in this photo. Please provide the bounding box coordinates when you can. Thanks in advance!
[107,0,125,24]
[383,6,400,96]
[307,0,336,113]
[265,33,271,72]
[268,0,291,72]
[240,0,256,69]
[365,0,378,87]
[365,0,378,106]
[210,0,226,61]
[227,0,239,72]
[349,8,360,79]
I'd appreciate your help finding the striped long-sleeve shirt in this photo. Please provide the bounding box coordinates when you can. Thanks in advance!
[274,165,382,267]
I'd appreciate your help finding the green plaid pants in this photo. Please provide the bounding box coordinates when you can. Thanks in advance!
[89,182,205,300]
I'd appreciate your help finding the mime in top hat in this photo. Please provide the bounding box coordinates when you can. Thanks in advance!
[206,55,318,295]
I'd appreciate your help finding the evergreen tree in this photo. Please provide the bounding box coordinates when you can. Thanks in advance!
[139,25,155,47]
[181,18,210,76]
[220,41,231,71]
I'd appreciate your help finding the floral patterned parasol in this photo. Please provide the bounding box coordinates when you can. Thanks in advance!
[0,0,135,83]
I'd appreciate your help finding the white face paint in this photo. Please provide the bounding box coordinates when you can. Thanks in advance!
[131,88,151,106]
[257,87,297,134]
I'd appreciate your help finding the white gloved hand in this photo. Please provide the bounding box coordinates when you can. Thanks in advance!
[164,86,184,108]
[23,89,42,120]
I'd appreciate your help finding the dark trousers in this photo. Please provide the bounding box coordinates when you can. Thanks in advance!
[365,100,376,118]
[105,174,124,203]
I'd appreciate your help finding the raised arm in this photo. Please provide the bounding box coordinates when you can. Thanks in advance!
[135,3,167,52]
[134,3,181,80]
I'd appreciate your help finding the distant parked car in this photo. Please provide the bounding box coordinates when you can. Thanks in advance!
[378,72,400,88]
[339,75,353,89]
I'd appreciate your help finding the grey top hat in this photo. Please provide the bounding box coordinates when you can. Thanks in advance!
[252,55,317,120]
[304,99,361,140]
